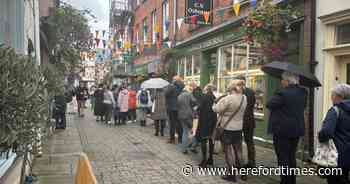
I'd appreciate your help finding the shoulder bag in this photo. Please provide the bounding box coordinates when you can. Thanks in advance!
[211,96,244,141]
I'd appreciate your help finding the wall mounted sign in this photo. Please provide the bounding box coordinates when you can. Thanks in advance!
[186,0,212,25]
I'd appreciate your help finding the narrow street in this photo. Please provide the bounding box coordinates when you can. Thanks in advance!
[33,108,326,184]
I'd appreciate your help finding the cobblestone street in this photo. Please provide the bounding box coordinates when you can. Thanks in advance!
[33,109,326,184]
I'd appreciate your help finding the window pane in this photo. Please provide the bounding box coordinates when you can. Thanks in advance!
[233,43,247,71]
[193,54,200,75]
[179,58,184,77]
[337,23,350,45]
[220,45,232,75]
[186,55,192,76]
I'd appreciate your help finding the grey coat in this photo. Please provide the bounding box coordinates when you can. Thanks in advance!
[177,90,197,121]
[151,90,167,120]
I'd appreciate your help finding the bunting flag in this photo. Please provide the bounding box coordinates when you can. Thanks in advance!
[166,41,172,48]
[156,24,161,33]
[203,11,210,24]
[95,30,99,38]
[165,21,170,30]
[250,0,257,9]
[177,18,184,30]
[191,15,198,25]
[233,0,241,16]
[102,40,107,48]
[102,30,106,37]
[157,39,162,49]
[95,38,100,47]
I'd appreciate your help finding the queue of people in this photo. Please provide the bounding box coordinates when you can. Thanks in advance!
[73,72,350,184]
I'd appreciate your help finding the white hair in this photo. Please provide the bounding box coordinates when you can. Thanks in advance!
[282,72,300,85]
[332,84,350,99]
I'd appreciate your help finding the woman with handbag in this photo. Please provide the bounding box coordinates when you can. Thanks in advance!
[317,84,350,184]
[212,80,247,182]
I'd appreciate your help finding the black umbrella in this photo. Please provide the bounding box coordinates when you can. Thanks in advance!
[261,61,322,87]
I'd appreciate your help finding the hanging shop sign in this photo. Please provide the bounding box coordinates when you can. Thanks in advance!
[186,0,212,25]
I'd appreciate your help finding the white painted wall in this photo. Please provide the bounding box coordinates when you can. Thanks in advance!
[314,1,350,147]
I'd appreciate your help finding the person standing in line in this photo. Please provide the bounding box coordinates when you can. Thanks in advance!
[177,85,198,154]
[266,72,307,184]
[75,82,89,117]
[187,82,203,152]
[151,89,167,136]
[165,76,185,144]
[136,88,152,126]
[197,84,217,167]
[128,88,137,123]
[118,85,129,125]
[103,85,116,125]
[93,84,105,122]
[318,84,350,184]
[53,92,68,129]
[236,76,257,168]
[113,85,120,125]
[213,80,247,182]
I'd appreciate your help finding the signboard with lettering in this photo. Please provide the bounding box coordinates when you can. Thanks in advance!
[186,0,212,25]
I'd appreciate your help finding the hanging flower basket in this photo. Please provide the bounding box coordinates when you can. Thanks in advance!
[242,1,302,60]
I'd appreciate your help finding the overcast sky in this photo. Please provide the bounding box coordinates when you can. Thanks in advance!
[64,0,110,34]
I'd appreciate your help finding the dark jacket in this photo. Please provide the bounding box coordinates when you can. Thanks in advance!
[198,93,217,139]
[53,95,67,116]
[243,87,256,129]
[319,100,350,168]
[76,86,89,101]
[192,87,203,102]
[93,88,105,116]
[165,81,184,111]
[266,85,307,138]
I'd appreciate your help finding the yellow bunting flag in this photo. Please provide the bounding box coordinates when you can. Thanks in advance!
[233,0,241,16]
[156,24,161,33]
[203,11,210,24]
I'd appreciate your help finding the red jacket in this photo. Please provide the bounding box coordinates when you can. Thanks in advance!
[128,90,137,110]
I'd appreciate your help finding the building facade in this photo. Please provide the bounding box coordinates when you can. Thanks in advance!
[314,1,350,148]
[129,0,317,155]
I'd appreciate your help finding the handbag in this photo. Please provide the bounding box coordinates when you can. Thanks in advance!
[312,139,338,167]
[312,106,340,167]
[211,96,244,141]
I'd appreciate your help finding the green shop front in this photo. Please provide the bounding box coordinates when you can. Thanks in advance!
[174,17,306,142]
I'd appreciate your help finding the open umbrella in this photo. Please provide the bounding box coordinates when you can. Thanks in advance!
[141,78,170,89]
[261,61,322,87]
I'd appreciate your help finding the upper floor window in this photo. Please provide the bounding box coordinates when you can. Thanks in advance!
[143,17,148,42]
[162,0,169,40]
[336,23,350,45]
[152,10,157,44]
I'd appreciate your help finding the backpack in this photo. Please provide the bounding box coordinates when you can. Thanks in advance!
[139,90,149,105]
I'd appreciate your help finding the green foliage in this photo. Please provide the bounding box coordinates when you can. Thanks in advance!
[41,4,91,74]
[0,46,49,153]
[242,2,302,45]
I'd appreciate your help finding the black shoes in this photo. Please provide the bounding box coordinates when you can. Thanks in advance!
[221,175,237,183]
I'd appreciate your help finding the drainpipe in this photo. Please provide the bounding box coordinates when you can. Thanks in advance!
[173,0,177,46]
[308,0,318,159]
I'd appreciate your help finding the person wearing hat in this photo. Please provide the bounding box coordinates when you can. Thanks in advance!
[236,75,257,168]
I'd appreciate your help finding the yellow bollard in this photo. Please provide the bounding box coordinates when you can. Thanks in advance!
[75,153,97,184]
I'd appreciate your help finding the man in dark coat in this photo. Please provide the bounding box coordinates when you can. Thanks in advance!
[236,76,256,168]
[165,76,185,144]
[266,72,307,184]
[53,94,67,129]
[93,84,105,121]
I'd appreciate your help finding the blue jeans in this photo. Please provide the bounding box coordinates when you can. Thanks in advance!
[180,118,192,152]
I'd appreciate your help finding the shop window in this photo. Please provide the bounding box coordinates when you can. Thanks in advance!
[220,45,233,75]
[177,58,184,77]
[193,54,201,75]
[233,43,247,71]
[186,55,192,76]
[336,23,350,45]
